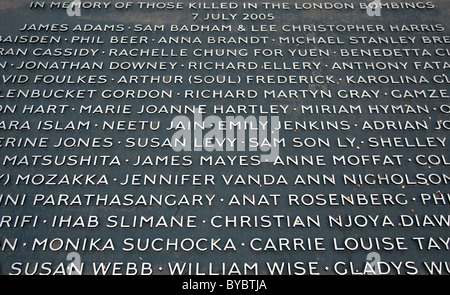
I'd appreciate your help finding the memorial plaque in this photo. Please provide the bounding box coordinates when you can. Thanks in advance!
[0,0,449,283]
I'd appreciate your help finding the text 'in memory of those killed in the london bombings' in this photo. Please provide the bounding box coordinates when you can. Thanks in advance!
[0,0,449,279]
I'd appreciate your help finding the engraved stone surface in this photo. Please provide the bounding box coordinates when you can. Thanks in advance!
[0,0,449,275]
